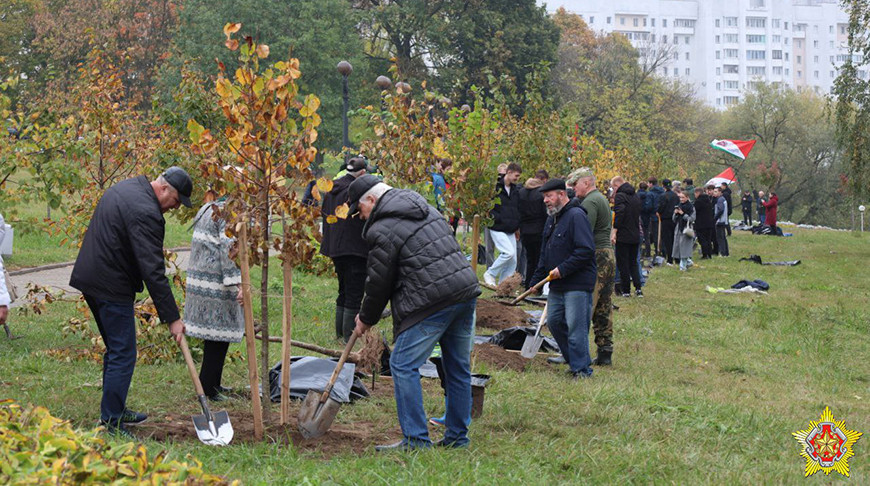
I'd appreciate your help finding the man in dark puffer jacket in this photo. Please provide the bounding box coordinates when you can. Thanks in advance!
[349,175,480,451]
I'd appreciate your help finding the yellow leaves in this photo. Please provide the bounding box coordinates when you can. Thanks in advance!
[256,44,270,59]
[299,94,321,117]
[316,177,333,193]
[225,39,239,51]
[235,68,253,86]
[432,137,449,159]
[187,119,205,144]
[326,215,338,224]
[335,203,350,219]
[215,78,233,99]
[223,22,241,37]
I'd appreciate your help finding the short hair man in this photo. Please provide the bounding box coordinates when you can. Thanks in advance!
[530,179,597,379]
[566,168,615,366]
[321,157,370,342]
[713,187,730,256]
[349,174,480,451]
[70,167,193,438]
[483,162,522,286]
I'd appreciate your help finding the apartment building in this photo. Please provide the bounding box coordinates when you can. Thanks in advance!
[550,0,856,107]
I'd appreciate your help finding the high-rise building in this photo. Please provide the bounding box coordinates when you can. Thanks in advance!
[550,0,856,107]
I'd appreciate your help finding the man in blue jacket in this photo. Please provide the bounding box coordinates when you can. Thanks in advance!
[530,179,597,379]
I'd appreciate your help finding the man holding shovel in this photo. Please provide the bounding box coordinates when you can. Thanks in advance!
[530,179,597,379]
[70,167,193,438]
[348,174,480,451]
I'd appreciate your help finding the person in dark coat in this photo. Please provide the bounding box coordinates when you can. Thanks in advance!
[656,179,680,264]
[69,167,192,438]
[349,175,480,451]
[637,182,649,256]
[714,187,730,256]
[530,179,597,379]
[741,190,754,226]
[610,176,644,297]
[484,163,522,286]
[683,178,696,202]
[644,177,664,257]
[721,182,734,235]
[693,185,716,259]
[518,169,548,289]
[321,157,369,341]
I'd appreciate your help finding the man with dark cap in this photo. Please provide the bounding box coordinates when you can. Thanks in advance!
[348,174,480,451]
[320,156,369,342]
[530,179,597,379]
[656,179,680,265]
[70,167,193,438]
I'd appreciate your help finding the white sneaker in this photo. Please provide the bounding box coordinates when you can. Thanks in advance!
[483,273,496,286]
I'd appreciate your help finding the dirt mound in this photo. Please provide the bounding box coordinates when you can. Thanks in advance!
[136,413,402,457]
[471,343,529,372]
[476,299,531,330]
[495,273,523,297]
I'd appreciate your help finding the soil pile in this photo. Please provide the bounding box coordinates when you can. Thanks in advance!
[476,299,530,330]
[471,343,529,372]
[495,273,523,297]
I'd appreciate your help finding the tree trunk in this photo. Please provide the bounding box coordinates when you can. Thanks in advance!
[259,199,271,424]
[280,259,293,425]
[238,217,264,440]
[471,214,480,275]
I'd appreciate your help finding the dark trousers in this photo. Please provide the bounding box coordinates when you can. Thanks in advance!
[333,255,367,312]
[742,209,752,226]
[615,242,642,294]
[641,214,652,257]
[520,233,542,289]
[660,219,676,263]
[648,216,660,256]
[85,295,136,424]
[697,228,715,258]
[716,225,730,256]
[200,340,230,398]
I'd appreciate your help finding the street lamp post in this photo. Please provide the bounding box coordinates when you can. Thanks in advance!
[860,205,866,232]
[337,60,353,161]
[376,75,392,112]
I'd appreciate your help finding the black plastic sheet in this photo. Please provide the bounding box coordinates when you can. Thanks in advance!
[486,326,561,353]
[268,356,369,404]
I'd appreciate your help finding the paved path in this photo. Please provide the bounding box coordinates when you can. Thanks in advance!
[7,249,191,307]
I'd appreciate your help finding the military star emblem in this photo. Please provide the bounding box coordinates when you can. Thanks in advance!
[793,407,862,477]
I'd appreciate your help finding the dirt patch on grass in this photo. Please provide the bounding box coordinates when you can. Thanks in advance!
[136,412,402,456]
[471,343,529,372]
[476,299,531,330]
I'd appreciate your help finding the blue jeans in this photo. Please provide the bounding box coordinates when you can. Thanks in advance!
[485,230,517,283]
[84,295,137,424]
[547,290,593,376]
[390,299,476,447]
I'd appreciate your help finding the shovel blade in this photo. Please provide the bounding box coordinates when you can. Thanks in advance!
[520,334,544,358]
[192,410,233,446]
[297,390,342,439]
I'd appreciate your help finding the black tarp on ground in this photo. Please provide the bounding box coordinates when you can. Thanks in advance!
[268,356,370,404]
[486,326,561,353]
[739,254,801,266]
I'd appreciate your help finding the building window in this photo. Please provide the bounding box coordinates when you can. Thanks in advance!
[785,38,789,46]
[830,70,835,78]
[772,19,781,29]
[716,51,721,59]
[773,66,783,75]
[724,96,739,105]
[795,39,802,48]
[663,19,667,28]
[814,55,819,63]
[725,17,738,27]
[674,68,678,77]
[716,82,721,90]
[715,19,720,28]
[785,52,789,61]
[786,68,790,75]
[685,36,691,45]
[716,35,721,43]
[725,80,739,89]
[830,40,835,48]
[673,52,679,60]
[797,55,802,64]
[725,49,739,58]
[651,34,656,42]
[724,65,739,74]
[841,25,847,35]
[607,16,612,24]
[772,35,781,43]
[814,25,819,33]
[785,21,789,30]
[746,50,766,60]
[674,35,679,44]
[634,18,639,27]
[814,40,819,48]
[717,98,721,106]
[772,50,783,59]
[830,55,835,63]
[747,66,766,76]
[663,35,668,43]
[621,17,625,25]
[663,67,668,76]
[590,16,594,24]
[725,33,739,43]
[797,70,802,77]
[675,19,696,28]
[829,25,834,34]
[685,68,690,75]
[685,52,690,60]
[716,67,721,75]
[746,17,766,29]
[747,35,766,43]
[814,70,819,78]
[644,18,648,27]
[750,0,765,8]
[652,18,655,27]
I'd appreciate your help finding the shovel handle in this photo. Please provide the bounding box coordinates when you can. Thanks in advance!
[179,334,206,398]
[534,303,548,338]
[511,274,553,305]
[319,332,358,404]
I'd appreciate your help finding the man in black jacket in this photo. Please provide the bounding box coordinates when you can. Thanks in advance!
[518,169,548,289]
[483,163,522,286]
[610,177,643,297]
[645,177,664,257]
[69,167,192,437]
[656,179,680,265]
[321,157,369,342]
[693,185,716,259]
[349,175,480,451]
[741,190,754,226]
[530,179,597,379]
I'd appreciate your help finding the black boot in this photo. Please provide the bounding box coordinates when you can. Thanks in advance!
[334,305,346,340]
[592,351,612,366]
[342,307,358,343]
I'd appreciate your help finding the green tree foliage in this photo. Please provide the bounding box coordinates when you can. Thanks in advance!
[834,0,870,199]
[161,0,369,150]
[719,83,848,226]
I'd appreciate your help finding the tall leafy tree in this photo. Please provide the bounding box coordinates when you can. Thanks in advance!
[833,0,870,199]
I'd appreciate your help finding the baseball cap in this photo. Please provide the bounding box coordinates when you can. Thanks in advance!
[162,166,193,207]
[346,156,368,173]
[346,174,381,215]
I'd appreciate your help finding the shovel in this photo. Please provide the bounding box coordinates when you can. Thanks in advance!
[298,332,358,439]
[179,335,234,446]
[521,302,548,358]
[499,274,553,306]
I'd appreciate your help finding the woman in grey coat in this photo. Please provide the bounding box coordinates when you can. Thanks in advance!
[185,200,243,400]
[672,189,696,271]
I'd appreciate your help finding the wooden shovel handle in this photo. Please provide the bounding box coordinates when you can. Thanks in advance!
[318,332,358,403]
[179,334,206,397]
[511,274,553,305]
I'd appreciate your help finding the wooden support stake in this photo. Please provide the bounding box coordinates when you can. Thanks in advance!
[279,259,293,425]
[471,214,481,275]
[239,217,264,440]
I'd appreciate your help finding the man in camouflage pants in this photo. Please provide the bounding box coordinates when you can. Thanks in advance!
[566,168,615,366]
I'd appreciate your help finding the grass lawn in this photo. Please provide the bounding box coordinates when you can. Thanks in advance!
[1,227,868,484]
